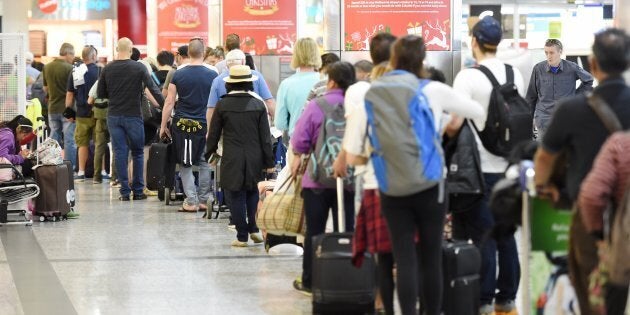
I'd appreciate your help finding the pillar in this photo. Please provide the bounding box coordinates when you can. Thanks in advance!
[118,0,147,52]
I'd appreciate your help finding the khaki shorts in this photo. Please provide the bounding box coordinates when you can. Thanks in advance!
[74,117,96,147]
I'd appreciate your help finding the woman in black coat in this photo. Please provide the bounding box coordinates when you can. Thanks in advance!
[206,65,274,247]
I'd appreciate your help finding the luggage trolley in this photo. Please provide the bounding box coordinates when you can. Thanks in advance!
[204,158,229,219]
[518,161,573,315]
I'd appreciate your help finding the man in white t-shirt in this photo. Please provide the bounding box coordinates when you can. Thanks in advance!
[451,16,525,315]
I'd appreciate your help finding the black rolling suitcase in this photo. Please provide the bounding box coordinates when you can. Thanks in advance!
[311,178,375,314]
[442,240,481,315]
[146,141,176,201]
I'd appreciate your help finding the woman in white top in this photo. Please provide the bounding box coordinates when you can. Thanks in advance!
[342,35,484,315]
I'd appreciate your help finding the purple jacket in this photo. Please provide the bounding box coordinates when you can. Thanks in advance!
[291,89,344,189]
[0,128,22,165]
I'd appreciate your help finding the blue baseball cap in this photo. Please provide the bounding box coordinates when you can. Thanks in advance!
[472,16,502,48]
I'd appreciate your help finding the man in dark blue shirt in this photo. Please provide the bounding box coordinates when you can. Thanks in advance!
[526,39,593,137]
[66,45,100,181]
[160,38,217,212]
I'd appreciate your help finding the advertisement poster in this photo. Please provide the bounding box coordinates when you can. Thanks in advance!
[344,0,451,51]
[157,0,208,52]
[223,0,297,55]
[32,0,117,20]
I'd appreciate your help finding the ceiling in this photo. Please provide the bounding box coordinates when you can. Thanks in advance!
[463,0,613,4]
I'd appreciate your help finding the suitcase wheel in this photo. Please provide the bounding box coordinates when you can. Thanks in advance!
[39,216,45,222]
[157,188,165,201]
[165,188,171,205]
[51,216,57,222]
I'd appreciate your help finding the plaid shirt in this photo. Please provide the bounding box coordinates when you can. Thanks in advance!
[352,190,392,267]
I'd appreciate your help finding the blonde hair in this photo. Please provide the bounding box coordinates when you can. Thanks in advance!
[290,38,321,70]
[370,62,391,80]
[116,38,133,54]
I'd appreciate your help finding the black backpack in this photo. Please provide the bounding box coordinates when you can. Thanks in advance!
[473,64,533,157]
[31,73,47,108]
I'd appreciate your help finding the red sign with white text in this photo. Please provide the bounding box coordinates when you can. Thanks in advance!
[157,0,208,52]
[344,0,451,51]
[223,0,297,55]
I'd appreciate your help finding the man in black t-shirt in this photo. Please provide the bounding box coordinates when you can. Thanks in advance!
[534,28,630,315]
[66,46,100,181]
[98,38,164,201]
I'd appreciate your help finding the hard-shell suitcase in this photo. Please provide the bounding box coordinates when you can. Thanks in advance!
[442,240,481,315]
[147,141,177,203]
[63,160,75,209]
[311,178,375,314]
[33,163,71,221]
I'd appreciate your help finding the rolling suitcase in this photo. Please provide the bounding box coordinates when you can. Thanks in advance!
[63,160,75,209]
[147,141,176,202]
[33,163,71,221]
[311,178,375,314]
[442,240,481,315]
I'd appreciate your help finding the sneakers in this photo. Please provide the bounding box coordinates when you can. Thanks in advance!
[66,210,80,219]
[133,193,148,201]
[495,300,517,315]
[231,240,248,247]
[293,278,312,297]
[110,180,121,188]
[143,188,158,196]
[102,174,111,180]
[250,233,264,244]
[118,195,130,201]
[74,175,85,182]
[93,178,103,184]
[480,304,495,315]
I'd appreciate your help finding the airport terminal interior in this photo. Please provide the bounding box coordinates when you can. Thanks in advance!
[0,0,629,314]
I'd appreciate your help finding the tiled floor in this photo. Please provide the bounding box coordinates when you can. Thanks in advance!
[1,181,311,315]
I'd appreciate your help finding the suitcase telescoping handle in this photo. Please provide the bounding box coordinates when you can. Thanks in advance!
[336,177,345,233]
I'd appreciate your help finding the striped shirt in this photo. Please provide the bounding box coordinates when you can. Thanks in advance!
[579,132,630,233]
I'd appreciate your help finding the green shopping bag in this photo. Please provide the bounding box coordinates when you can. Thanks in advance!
[530,198,572,252]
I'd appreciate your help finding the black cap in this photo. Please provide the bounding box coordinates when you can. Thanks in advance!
[177,45,188,57]
[472,16,502,48]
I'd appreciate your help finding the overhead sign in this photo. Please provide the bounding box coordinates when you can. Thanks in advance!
[223,0,297,55]
[31,0,117,20]
[344,0,452,51]
[157,0,209,53]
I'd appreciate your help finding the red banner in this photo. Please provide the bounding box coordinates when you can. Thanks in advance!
[157,0,209,52]
[344,0,451,51]
[223,0,297,55]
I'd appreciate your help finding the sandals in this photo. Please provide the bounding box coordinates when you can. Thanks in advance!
[178,202,199,212]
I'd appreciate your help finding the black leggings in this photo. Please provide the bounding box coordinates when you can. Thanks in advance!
[377,253,395,315]
[381,186,445,315]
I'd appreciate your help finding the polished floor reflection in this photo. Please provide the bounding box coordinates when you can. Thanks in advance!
[0,181,311,315]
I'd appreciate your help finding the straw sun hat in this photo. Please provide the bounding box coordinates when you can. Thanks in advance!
[223,64,258,83]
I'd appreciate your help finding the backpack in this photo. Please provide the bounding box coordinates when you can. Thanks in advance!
[443,121,485,213]
[364,70,443,197]
[31,73,47,109]
[473,64,533,157]
[308,97,352,188]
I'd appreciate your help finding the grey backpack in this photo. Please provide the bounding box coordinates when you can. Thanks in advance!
[308,97,353,188]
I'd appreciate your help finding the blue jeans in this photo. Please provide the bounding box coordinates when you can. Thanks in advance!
[48,113,77,171]
[107,116,145,197]
[225,190,259,242]
[452,173,521,305]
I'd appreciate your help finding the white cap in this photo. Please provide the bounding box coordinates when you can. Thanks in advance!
[225,49,245,61]
[25,52,34,62]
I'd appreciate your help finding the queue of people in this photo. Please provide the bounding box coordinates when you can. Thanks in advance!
[11,20,630,315]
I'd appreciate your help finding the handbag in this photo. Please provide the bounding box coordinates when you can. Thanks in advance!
[0,157,15,182]
[35,138,63,165]
[256,158,308,236]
